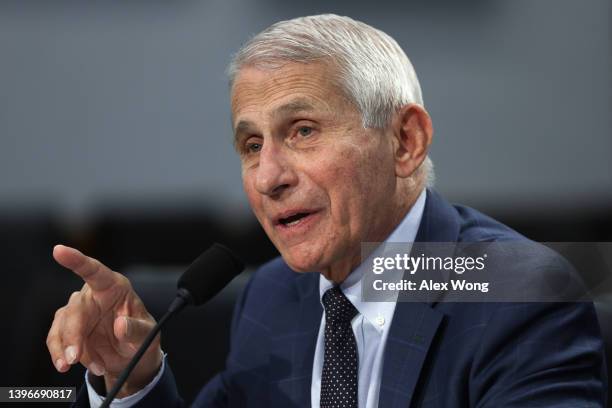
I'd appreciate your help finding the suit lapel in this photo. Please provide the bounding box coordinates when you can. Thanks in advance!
[378,189,460,407]
[379,302,444,407]
[269,272,322,407]
[415,189,461,244]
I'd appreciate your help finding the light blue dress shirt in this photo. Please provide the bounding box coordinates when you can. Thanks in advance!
[311,189,426,408]
[87,189,426,407]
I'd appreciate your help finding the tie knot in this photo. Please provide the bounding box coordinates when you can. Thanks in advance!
[322,286,358,324]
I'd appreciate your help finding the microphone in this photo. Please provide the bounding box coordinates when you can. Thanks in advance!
[101,243,244,408]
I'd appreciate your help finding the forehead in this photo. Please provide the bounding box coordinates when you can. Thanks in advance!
[230,62,354,126]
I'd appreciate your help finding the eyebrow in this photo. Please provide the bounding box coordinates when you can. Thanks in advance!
[232,98,317,146]
[273,99,316,117]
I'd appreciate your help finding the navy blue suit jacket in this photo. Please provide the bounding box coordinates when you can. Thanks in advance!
[77,190,607,407]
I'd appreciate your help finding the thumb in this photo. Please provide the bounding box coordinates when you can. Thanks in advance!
[114,316,156,347]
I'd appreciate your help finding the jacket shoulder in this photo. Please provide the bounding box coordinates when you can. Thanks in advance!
[452,203,526,242]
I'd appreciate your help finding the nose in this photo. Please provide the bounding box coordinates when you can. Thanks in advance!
[254,142,297,197]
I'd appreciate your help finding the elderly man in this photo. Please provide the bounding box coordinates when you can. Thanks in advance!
[47,14,606,407]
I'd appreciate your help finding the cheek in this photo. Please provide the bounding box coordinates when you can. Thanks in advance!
[321,149,370,226]
[241,173,252,202]
[326,145,392,228]
[242,174,262,215]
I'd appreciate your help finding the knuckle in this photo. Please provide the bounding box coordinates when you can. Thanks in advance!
[54,307,64,319]
[88,258,102,276]
[116,273,129,286]
[118,274,134,292]
[46,332,58,348]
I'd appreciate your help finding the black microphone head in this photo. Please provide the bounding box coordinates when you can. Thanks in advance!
[177,243,244,306]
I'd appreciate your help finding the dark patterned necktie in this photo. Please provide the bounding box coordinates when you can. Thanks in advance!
[320,286,359,408]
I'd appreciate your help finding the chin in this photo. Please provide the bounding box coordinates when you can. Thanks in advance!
[282,255,318,273]
[280,246,327,273]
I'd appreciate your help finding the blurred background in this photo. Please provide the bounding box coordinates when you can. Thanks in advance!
[0,0,610,405]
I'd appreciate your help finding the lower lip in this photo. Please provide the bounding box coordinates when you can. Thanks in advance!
[275,211,321,239]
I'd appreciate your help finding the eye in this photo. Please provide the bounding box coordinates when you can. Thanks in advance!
[297,126,313,137]
[246,142,262,153]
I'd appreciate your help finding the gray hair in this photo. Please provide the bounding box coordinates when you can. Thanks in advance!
[227,14,434,187]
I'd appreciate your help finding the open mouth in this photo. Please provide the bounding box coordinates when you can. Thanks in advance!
[278,212,312,227]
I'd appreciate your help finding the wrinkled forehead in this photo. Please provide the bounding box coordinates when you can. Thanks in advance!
[230,62,356,126]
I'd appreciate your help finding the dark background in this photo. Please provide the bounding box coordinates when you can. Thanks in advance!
[0,0,610,405]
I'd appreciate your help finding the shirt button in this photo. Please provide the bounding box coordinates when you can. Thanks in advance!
[375,315,385,326]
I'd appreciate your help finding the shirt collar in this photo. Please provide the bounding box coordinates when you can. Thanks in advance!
[319,189,427,332]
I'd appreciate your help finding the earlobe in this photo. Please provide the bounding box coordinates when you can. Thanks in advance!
[393,104,433,178]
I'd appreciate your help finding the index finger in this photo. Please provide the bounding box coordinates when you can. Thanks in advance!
[53,245,118,291]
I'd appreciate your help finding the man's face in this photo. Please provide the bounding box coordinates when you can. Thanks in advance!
[231,62,400,275]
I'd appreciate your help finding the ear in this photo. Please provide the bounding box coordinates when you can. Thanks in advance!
[392,104,433,178]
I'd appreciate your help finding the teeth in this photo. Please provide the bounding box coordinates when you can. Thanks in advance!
[280,212,310,226]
